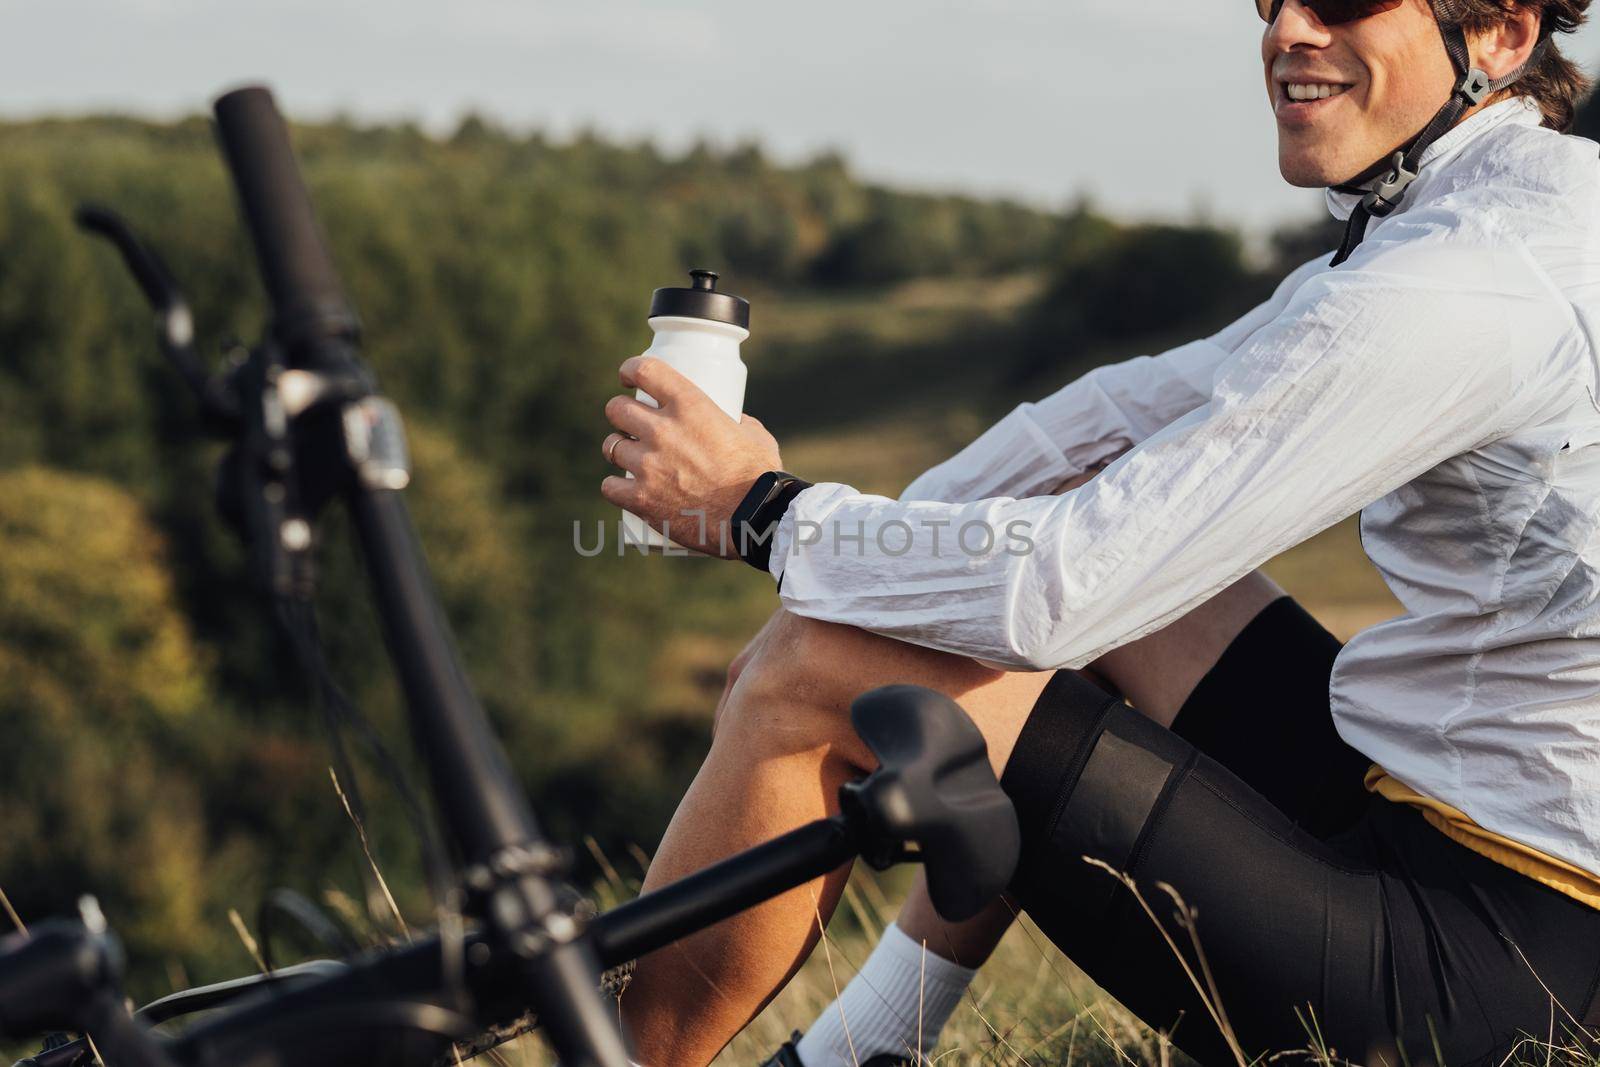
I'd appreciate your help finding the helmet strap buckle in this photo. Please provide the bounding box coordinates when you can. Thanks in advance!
[1363,151,1419,218]
[1458,67,1492,106]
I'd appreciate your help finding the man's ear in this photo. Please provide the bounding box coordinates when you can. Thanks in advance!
[1472,4,1543,82]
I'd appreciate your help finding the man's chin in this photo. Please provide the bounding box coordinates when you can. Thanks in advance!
[1281,171,1332,189]
[1278,152,1345,190]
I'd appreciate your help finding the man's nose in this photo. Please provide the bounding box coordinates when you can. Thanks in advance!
[1265,0,1335,52]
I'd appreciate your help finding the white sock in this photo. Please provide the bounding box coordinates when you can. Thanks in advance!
[795,922,976,1066]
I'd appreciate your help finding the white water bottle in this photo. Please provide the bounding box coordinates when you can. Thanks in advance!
[620,269,751,550]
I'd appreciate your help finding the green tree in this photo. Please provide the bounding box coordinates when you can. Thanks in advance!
[0,467,211,972]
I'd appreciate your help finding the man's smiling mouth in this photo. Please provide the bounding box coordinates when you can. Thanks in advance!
[1283,81,1354,101]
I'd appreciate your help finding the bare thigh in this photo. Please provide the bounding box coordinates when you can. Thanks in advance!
[1091,570,1285,724]
[733,568,1284,778]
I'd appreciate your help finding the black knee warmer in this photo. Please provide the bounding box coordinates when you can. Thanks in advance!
[1000,673,1195,917]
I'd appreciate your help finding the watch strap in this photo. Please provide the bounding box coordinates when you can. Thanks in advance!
[731,471,812,574]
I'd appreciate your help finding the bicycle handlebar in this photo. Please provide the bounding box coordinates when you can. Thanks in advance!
[212,86,359,368]
[0,920,176,1067]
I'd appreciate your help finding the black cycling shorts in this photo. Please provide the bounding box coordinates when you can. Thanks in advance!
[1001,596,1600,1066]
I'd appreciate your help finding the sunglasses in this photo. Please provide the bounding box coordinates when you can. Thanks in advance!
[1257,0,1404,24]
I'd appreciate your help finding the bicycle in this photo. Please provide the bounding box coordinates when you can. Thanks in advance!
[0,85,1021,1067]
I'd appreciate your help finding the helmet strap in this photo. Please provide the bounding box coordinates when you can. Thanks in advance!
[1330,22,1491,266]
[1326,1,1558,268]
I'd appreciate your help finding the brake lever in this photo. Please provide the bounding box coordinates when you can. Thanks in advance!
[74,204,239,430]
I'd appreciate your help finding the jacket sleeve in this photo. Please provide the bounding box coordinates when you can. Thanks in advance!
[897,254,1333,504]
[772,237,1579,670]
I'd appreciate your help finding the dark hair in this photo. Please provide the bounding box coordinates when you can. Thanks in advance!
[1438,0,1593,131]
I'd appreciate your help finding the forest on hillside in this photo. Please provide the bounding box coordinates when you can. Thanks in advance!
[0,106,1429,995]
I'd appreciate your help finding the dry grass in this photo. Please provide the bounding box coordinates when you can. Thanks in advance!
[477,853,1597,1067]
[705,866,1170,1067]
[482,855,1173,1067]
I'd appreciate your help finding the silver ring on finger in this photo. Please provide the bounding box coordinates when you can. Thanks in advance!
[605,434,624,466]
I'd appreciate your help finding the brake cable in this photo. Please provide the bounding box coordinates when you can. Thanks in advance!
[274,595,467,994]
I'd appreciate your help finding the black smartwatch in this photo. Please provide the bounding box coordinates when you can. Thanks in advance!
[730,471,813,574]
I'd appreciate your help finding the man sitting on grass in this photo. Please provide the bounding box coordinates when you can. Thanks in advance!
[600,0,1600,1063]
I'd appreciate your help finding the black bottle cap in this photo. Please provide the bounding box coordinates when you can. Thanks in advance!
[649,269,750,330]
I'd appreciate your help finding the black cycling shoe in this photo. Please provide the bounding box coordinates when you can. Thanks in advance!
[758,1031,915,1066]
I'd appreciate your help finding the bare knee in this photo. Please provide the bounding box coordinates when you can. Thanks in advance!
[747,612,1003,708]
[719,614,886,761]
[717,612,1005,771]
[712,613,860,765]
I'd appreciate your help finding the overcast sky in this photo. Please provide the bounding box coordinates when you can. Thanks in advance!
[7,0,1600,233]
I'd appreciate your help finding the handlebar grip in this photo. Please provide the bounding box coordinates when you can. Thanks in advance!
[0,921,115,1036]
[212,86,358,363]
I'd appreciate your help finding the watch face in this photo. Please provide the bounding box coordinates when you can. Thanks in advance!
[733,472,781,528]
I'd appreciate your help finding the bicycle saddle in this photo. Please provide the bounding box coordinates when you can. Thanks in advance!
[839,685,1021,922]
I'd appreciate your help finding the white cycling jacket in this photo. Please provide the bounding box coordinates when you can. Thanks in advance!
[769,96,1600,878]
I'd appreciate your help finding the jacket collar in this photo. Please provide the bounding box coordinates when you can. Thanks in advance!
[1324,95,1544,221]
